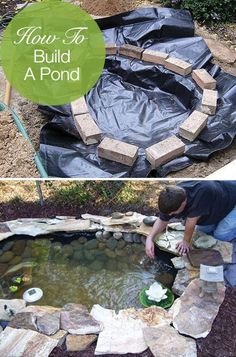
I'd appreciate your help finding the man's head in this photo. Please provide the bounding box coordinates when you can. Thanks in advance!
[158,185,187,215]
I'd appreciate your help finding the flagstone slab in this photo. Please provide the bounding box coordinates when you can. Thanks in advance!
[143,325,197,357]
[0,326,58,357]
[66,334,97,352]
[90,304,172,355]
[171,279,225,338]
[61,303,103,335]
[0,299,26,321]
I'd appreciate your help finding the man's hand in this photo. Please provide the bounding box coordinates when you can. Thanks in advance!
[176,240,191,255]
[145,237,155,259]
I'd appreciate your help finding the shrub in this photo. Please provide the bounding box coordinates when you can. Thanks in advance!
[161,0,236,22]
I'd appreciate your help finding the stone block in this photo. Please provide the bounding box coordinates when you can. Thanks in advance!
[164,57,192,76]
[201,89,218,115]
[98,137,139,166]
[119,44,144,60]
[179,110,208,142]
[74,113,101,145]
[142,49,168,65]
[66,334,97,352]
[71,97,88,115]
[192,69,216,90]
[145,136,185,168]
[106,44,117,55]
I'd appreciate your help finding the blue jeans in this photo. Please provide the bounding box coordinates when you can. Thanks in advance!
[197,205,236,263]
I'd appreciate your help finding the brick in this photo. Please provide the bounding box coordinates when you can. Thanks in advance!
[71,97,88,116]
[142,49,168,65]
[164,57,192,76]
[106,44,117,55]
[201,89,218,115]
[192,69,216,90]
[145,136,185,168]
[98,137,139,166]
[179,110,208,142]
[119,44,144,60]
[75,113,101,145]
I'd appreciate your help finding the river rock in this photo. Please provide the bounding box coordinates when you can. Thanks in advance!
[102,231,112,239]
[143,216,157,226]
[9,312,37,330]
[51,242,62,252]
[63,244,74,257]
[9,255,22,266]
[12,240,26,255]
[194,234,216,249]
[61,303,102,334]
[36,311,60,336]
[2,241,14,252]
[171,278,225,338]
[111,212,124,219]
[78,237,87,244]
[113,232,123,240]
[125,211,134,216]
[117,240,126,249]
[0,251,14,263]
[84,239,98,250]
[89,260,104,271]
[104,249,116,259]
[123,233,133,243]
[98,242,106,250]
[171,257,186,270]
[73,250,84,261]
[143,325,197,357]
[66,334,97,351]
[116,249,126,257]
[0,299,26,321]
[84,249,96,261]
[22,246,32,258]
[132,234,141,243]
[106,237,117,250]
[0,263,8,276]
[0,326,58,357]
[172,268,199,296]
[95,231,103,240]
[51,329,68,346]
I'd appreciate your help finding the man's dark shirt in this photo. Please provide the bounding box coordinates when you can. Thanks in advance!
[159,181,236,225]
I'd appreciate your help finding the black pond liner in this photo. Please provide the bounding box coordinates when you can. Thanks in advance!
[38,7,236,177]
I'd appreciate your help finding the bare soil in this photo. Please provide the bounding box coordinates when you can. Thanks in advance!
[0,109,39,178]
[0,0,235,178]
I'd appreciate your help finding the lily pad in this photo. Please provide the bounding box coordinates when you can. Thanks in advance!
[139,285,174,309]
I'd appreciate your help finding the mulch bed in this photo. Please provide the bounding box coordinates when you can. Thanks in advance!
[0,0,25,17]
[197,287,236,357]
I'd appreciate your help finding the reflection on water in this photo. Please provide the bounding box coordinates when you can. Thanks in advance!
[0,236,175,310]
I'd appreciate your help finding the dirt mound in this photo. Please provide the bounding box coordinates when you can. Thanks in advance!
[81,0,151,16]
[0,109,39,178]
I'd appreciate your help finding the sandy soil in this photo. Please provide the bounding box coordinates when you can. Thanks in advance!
[0,0,235,178]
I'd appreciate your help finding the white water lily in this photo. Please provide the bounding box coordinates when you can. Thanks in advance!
[146,282,167,302]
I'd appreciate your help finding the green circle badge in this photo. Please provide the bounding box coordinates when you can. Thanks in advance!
[2,0,105,105]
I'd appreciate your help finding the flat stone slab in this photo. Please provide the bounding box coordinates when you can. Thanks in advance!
[142,49,168,65]
[61,303,103,334]
[66,334,97,352]
[171,279,225,338]
[90,305,171,355]
[0,299,26,321]
[164,57,192,76]
[143,325,197,357]
[119,44,144,59]
[192,69,216,90]
[9,312,37,331]
[74,113,101,145]
[71,97,88,116]
[145,136,185,168]
[201,89,218,115]
[172,268,199,296]
[208,159,236,179]
[179,110,208,142]
[0,326,58,357]
[98,137,139,167]
[37,311,61,336]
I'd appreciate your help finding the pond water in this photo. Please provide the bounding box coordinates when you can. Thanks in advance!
[0,234,176,310]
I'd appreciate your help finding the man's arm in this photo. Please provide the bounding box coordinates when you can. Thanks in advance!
[176,216,200,255]
[145,218,168,259]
